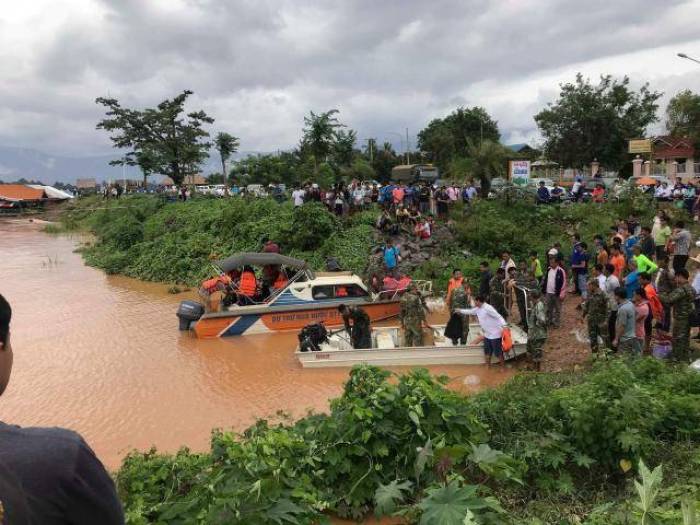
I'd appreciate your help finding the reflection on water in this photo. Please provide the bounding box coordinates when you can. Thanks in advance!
[0,219,514,469]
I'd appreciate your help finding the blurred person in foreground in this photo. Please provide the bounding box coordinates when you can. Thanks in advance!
[0,293,124,524]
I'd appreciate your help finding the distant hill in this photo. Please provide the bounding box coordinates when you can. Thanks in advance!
[0,145,258,185]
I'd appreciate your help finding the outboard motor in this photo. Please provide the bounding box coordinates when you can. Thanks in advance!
[298,323,329,352]
[177,300,204,331]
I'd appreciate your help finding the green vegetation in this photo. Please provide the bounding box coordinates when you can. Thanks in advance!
[534,74,662,171]
[96,90,214,186]
[57,190,685,292]
[666,89,700,150]
[116,358,700,524]
[58,195,377,285]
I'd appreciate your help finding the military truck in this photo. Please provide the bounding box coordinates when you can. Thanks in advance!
[390,164,439,183]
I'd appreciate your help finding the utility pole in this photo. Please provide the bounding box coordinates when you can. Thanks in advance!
[405,127,410,165]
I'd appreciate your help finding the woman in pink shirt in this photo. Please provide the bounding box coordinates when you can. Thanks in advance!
[633,288,649,354]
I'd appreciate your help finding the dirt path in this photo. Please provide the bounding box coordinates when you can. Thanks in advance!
[539,296,591,372]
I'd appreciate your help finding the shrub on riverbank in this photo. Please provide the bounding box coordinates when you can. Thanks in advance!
[59,192,680,289]
[116,358,700,524]
[60,196,377,284]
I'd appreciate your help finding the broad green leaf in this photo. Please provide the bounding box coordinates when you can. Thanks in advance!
[417,481,491,525]
[374,479,413,517]
[266,498,305,524]
[682,496,697,525]
[415,437,433,483]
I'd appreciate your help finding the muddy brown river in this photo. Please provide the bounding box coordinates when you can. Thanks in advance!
[0,219,513,470]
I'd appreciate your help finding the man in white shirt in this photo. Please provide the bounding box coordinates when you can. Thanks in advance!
[455,294,508,366]
[292,187,305,207]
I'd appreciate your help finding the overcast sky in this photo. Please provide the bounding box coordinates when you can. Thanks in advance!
[1,0,700,157]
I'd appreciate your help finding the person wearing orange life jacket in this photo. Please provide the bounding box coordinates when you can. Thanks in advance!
[446,269,463,305]
[272,272,289,290]
[336,286,348,297]
[237,266,258,305]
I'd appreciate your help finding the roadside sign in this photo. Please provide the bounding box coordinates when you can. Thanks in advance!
[628,139,652,154]
[509,160,530,185]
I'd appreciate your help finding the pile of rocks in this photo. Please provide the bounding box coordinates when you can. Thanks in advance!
[365,223,463,276]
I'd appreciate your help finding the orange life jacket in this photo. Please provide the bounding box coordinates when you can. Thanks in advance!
[272,274,288,289]
[239,271,257,297]
[446,277,463,303]
[202,275,231,294]
[336,286,348,297]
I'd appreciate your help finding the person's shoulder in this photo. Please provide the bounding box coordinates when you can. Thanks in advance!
[0,423,87,482]
[0,422,85,453]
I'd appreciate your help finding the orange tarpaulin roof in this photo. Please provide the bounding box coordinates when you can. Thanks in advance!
[634,177,658,186]
[0,184,46,201]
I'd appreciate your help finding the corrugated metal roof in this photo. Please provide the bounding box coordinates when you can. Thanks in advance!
[0,184,46,201]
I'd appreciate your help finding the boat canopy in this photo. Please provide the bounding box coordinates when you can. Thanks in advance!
[215,252,307,273]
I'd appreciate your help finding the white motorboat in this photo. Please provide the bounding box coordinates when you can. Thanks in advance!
[296,323,528,368]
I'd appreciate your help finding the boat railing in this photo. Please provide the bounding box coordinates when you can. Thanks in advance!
[373,279,433,301]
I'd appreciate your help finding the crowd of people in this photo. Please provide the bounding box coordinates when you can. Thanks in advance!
[437,210,699,369]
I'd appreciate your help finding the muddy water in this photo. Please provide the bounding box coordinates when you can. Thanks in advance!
[0,220,513,470]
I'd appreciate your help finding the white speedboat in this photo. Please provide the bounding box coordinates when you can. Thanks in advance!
[296,324,528,368]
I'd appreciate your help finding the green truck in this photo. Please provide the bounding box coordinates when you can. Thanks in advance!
[390,164,440,183]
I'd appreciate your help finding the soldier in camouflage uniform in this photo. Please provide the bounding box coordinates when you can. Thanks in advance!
[581,279,609,354]
[509,263,539,331]
[489,268,508,320]
[526,289,547,371]
[338,304,371,349]
[655,256,675,333]
[400,283,427,347]
[659,267,695,362]
[449,280,471,344]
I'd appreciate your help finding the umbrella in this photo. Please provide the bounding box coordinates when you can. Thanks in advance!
[634,176,657,186]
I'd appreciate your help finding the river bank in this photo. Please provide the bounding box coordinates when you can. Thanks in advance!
[0,219,514,471]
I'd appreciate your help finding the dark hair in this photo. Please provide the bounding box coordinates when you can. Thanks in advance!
[634,287,647,299]
[639,272,651,282]
[0,294,10,348]
[641,226,651,234]
[475,294,486,303]
[614,287,627,300]
[605,263,615,274]
[453,269,461,275]
[479,261,489,268]
[677,268,690,279]
[676,221,685,229]
[496,268,505,276]
[530,250,538,257]
[337,304,348,313]
[594,263,603,272]
[580,242,588,250]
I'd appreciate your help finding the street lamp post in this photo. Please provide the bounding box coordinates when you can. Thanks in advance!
[678,52,700,65]
[385,131,406,164]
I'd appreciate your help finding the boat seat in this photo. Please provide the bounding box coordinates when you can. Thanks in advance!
[375,331,395,349]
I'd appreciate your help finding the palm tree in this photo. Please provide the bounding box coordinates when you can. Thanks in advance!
[466,139,507,197]
[302,110,343,173]
[214,132,240,181]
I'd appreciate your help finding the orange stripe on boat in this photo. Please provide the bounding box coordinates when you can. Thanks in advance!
[194,317,239,338]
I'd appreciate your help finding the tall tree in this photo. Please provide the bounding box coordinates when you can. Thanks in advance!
[332,129,357,167]
[302,109,344,172]
[417,107,500,171]
[213,132,240,180]
[95,90,214,186]
[666,89,700,148]
[466,140,508,197]
[535,74,661,170]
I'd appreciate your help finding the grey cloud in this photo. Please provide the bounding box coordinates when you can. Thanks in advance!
[1,0,699,157]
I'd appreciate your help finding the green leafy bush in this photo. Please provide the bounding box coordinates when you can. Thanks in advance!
[116,359,700,524]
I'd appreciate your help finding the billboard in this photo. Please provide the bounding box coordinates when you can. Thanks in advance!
[509,160,530,185]
[628,139,652,154]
